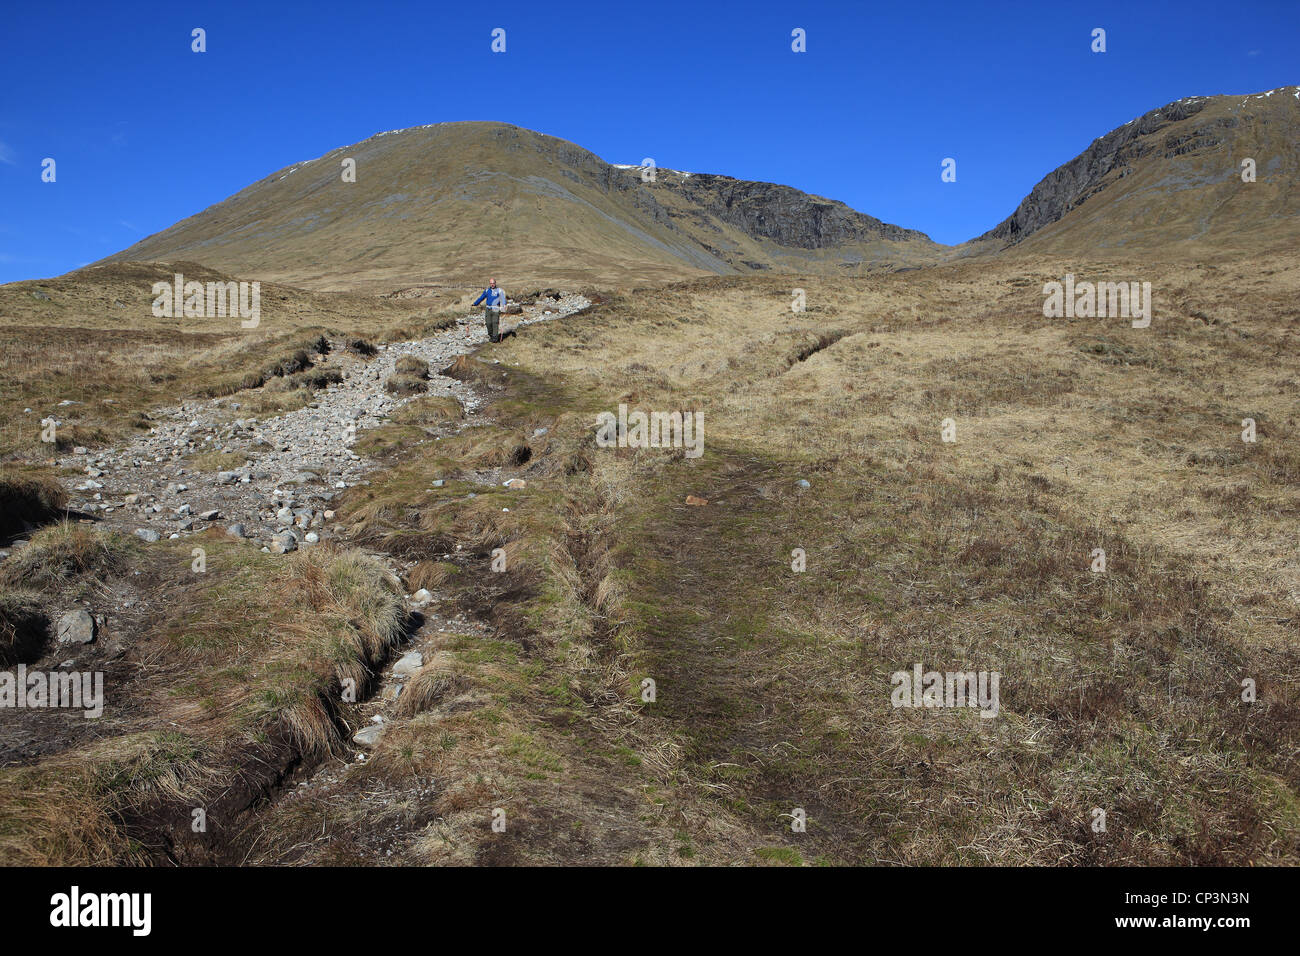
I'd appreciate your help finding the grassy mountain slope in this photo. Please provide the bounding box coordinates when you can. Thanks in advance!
[100,123,942,292]
[974,87,1300,258]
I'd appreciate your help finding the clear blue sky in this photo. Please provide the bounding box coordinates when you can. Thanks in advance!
[1,0,1296,283]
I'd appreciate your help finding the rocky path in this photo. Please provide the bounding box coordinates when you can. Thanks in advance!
[56,295,588,554]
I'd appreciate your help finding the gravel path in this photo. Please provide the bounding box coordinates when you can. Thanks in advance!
[56,295,589,553]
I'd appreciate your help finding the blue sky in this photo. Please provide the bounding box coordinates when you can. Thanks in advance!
[1,0,1296,284]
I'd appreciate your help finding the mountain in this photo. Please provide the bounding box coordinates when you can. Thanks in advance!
[974,87,1300,256]
[100,123,942,292]
[93,90,1300,291]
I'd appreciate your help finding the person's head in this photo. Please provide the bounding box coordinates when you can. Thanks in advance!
[488,278,497,288]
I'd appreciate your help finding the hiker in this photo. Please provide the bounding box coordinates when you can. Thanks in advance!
[472,278,506,342]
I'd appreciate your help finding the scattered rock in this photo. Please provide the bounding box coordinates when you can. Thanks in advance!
[353,724,385,747]
[133,528,161,542]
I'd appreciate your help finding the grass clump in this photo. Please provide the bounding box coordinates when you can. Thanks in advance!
[394,355,429,378]
[384,373,427,397]
[0,522,132,591]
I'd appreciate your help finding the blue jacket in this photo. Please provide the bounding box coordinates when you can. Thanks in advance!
[473,287,505,309]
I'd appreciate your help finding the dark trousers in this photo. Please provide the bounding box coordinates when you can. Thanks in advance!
[484,308,500,342]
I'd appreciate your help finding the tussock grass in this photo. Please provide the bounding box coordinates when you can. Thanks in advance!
[163,542,405,757]
[380,312,457,343]
[440,354,503,386]
[394,355,430,378]
[0,731,219,866]
[351,423,429,459]
[0,530,406,864]
[0,522,132,590]
[407,560,459,592]
[391,395,464,428]
[396,665,468,717]
[384,373,427,397]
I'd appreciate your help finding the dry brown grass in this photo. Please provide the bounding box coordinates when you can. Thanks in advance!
[6,244,1298,866]
[394,355,429,378]
[0,521,132,590]
[395,664,468,718]
[362,247,1300,865]
[390,394,464,428]
[407,560,458,592]
[383,374,427,397]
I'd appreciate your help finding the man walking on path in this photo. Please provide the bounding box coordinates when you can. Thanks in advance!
[472,278,506,343]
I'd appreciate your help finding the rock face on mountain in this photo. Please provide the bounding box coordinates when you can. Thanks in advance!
[99,123,941,291]
[648,172,931,249]
[976,88,1300,253]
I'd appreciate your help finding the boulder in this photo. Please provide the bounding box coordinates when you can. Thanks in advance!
[269,532,298,554]
[393,651,424,678]
[56,609,96,645]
